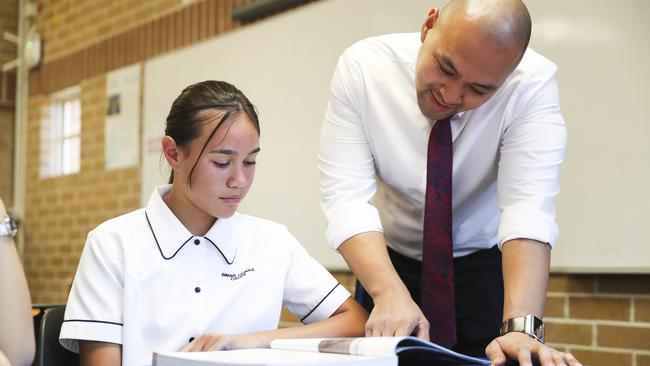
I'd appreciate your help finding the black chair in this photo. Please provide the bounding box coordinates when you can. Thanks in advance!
[33,306,79,366]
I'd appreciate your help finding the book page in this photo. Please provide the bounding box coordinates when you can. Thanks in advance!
[271,337,406,357]
[153,349,395,365]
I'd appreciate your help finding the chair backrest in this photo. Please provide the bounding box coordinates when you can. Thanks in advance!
[33,306,79,366]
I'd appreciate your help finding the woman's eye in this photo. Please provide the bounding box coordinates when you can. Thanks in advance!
[244,160,257,166]
[213,162,229,168]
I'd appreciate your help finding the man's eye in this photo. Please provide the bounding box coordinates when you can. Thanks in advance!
[440,66,454,76]
[471,87,487,96]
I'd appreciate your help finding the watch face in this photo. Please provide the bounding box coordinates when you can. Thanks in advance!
[533,316,544,341]
[1,217,17,237]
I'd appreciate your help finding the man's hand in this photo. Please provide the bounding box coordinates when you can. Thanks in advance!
[365,289,430,340]
[337,232,429,339]
[181,333,265,352]
[486,332,582,366]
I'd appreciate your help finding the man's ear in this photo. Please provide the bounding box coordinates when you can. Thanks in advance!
[161,136,180,167]
[420,7,440,43]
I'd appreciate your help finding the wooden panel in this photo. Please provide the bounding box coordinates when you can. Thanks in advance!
[199,0,208,41]
[152,18,161,57]
[207,0,217,36]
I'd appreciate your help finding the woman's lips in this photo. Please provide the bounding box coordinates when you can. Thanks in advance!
[221,196,242,205]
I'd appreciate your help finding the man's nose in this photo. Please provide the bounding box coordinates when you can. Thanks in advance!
[440,82,462,105]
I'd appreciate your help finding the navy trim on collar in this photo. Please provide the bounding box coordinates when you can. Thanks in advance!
[205,237,235,265]
[145,211,193,260]
[145,211,236,265]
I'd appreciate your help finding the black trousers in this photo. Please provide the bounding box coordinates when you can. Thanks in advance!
[355,245,504,357]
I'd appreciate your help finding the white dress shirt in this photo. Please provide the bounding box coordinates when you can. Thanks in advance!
[320,33,567,260]
[60,185,350,366]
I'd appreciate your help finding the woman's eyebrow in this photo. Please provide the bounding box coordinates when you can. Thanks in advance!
[209,147,261,155]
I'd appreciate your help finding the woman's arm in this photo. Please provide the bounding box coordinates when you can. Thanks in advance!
[0,198,35,366]
[79,341,121,366]
[182,297,368,351]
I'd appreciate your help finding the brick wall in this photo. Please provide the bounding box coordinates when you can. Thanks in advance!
[0,0,17,206]
[24,76,141,302]
[34,0,180,64]
[544,274,650,366]
[0,108,14,205]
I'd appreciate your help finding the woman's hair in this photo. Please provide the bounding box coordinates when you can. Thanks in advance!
[165,80,259,186]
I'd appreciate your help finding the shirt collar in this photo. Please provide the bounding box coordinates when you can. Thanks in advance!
[145,185,238,264]
[450,111,469,143]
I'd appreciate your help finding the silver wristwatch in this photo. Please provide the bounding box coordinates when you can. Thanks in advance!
[500,314,545,343]
[0,216,18,238]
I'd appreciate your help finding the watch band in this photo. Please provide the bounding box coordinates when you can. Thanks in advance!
[500,314,545,343]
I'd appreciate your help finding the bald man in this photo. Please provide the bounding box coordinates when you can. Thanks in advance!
[319,1,581,365]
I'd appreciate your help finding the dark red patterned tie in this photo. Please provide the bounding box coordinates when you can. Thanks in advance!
[421,117,456,347]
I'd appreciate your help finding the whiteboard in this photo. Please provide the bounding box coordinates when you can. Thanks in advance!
[142,0,650,272]
[527,1,650,272]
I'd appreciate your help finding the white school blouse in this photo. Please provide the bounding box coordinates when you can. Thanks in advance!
[60,185,350,366]
[320,33,567,259]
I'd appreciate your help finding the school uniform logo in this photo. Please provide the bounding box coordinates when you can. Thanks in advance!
[221,268,255,281]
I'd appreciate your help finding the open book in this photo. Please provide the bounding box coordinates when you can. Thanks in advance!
[152,336,491,366]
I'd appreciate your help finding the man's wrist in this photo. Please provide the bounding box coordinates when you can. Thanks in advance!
[500,314,545,343]
[365,276,410,300]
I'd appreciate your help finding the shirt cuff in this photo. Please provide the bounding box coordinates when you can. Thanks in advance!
[498,205,559,249]
[324,203,384,250]
[59,320,123,353]
[301,284,351,324]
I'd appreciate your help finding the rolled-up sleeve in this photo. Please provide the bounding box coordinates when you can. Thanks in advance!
[319,49,383,250]
[497,63,567,248]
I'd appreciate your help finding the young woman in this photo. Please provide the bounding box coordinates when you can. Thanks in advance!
[60,80,367,366]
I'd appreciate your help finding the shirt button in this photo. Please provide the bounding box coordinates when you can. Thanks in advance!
[194,239,200,245]
[195,287,201,293]
[189,337,195,343]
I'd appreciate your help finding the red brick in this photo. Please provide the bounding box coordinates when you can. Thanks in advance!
[598,274,650,295]
[569,349,632,366]
[636,298,650,322]
[545,321,592,345]
[548,274,595,293]
[637,354,650,366]
[544,295,565,318]
[569,297,630,321]
[598,324,650,350]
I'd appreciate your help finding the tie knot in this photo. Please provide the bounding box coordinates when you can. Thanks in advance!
[436,116,452,128]
[431,116,452,148]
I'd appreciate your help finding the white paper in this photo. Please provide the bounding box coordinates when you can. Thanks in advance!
[105,64,141,170]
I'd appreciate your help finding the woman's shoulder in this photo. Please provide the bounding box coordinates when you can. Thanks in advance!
[89,207,147,237]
